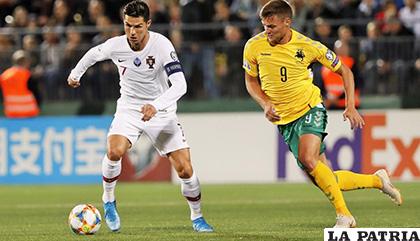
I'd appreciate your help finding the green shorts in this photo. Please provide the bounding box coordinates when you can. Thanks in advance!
[277,105,328,170]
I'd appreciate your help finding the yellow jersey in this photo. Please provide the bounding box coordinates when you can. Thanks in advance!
[243,29,342,125]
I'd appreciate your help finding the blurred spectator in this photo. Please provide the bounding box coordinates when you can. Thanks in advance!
[357,0,380,19]
[144,0,170,36]
[181,0,219,99]
[49,0,73,27]
[359,21,381,64]
[39,26,62,100]
[362,17,414,94]
[145,0,169,24]
[359,21,383,94]
[337,24,352,43]
[214,0,241,25]
[336,0,358,19]
[382,16,414,37]
[289,0,310,33]
[0,49,40,118]
[337,25,359,59]
[92,15,120,45]
[0,0,418,103]
[33,0,55,27]
[321,40,361,109]
[85,0,106,25]
[394,0,405,10]
[167,0,182,51]
[170,28,183,51]
[6,5,30,44]
[305,0,338,38]
[312,17,335,94]
[81,13,120,105]
[313,17,335,49]
[306,0,337,35]
[26,14,39,32]
[213,0,247,40]
[0,33,14,71]
[101,0,127,23]
[401,40,420,107]
[80,17,119,103]
[247,0,270,35]
[399,0,420,38]
[61,26,88,72]
[381,17,414,95]
[215,24,247,97]
[229,0,258,21]
[22,34,43,99]
[168,0,182,27]
[375,0,398,33]
[22,35,40,69]
[306,0,337,19]
[356,0,380,35]
[10,6,29,28]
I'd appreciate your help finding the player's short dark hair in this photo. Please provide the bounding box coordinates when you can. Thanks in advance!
[260,0,293,19]
[123,0,150,21]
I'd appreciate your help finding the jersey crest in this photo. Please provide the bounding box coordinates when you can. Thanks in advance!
[146,56,155,69]
[295,49,305,62]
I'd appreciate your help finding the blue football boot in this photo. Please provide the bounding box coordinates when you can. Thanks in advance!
[192,217,214,232]
[103,200,120,232]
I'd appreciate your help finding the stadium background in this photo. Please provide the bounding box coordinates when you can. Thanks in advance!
[0,0,419,240]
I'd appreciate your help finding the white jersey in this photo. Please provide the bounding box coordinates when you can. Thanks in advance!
[69,31,186,114]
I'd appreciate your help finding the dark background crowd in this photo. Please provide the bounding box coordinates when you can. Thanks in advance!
[0,0,419,113]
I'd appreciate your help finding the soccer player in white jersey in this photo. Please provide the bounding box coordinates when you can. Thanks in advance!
[67,0,213,233]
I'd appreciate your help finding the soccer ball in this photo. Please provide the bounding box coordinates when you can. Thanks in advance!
[68,204,101,235]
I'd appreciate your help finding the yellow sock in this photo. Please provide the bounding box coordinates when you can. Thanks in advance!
[310,161,351,216]
[334,170,382,191]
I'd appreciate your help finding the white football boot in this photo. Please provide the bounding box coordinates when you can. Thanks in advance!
[333,215,356,228]
[374,169,403,205]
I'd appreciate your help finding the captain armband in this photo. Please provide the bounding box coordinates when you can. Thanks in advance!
[164,61,183,76]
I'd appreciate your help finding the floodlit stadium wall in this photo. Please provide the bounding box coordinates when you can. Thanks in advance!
[0,110,419,184]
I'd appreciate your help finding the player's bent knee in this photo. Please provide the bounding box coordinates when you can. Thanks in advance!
[176,166,193,179]
[107,148,125,161]
[298,155,317,172]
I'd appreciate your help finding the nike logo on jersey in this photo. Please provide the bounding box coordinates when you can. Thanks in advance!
[118,59,126,62]
[261,52,271,56]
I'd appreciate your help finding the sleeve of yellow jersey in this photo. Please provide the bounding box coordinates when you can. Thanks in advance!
[315,43,342,72]
[242,41,258,77]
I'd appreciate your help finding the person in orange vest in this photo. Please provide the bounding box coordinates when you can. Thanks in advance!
[0,49,41,118]
[321,40,362,109]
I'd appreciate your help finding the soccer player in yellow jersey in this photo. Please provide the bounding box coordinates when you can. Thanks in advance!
[243,0,402,228]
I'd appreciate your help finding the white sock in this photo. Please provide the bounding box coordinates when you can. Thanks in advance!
[181,172,202,220]
[102,155,121,203]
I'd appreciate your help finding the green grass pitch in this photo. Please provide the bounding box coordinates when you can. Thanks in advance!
[0,182,418,241]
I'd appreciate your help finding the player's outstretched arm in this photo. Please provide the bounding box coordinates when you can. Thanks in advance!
[245,72,280,122]
[67,43,110,88]
[335,64,365,129]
